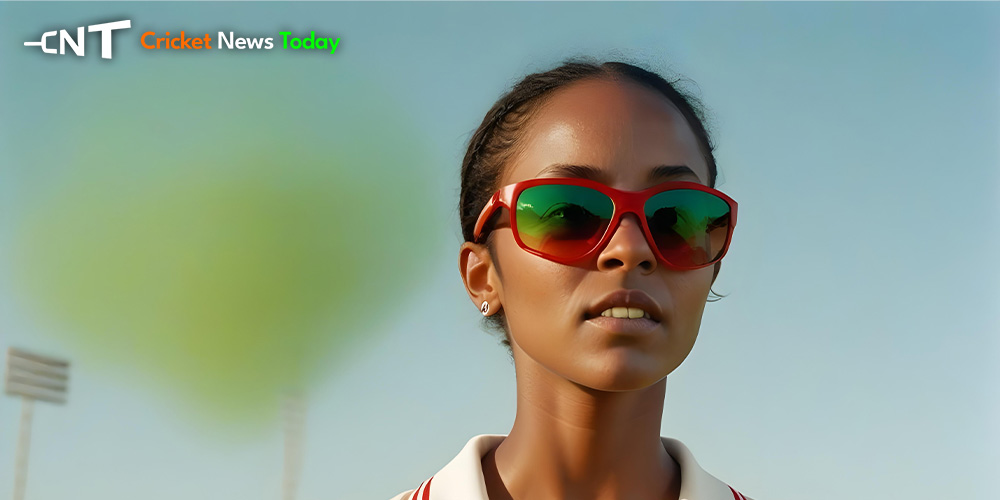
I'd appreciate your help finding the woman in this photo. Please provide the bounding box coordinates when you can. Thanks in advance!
[390,60,751,500]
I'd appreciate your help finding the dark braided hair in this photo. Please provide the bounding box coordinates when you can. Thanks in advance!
[459,58,727,358]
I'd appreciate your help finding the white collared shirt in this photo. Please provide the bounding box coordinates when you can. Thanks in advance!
[388,434,753,500]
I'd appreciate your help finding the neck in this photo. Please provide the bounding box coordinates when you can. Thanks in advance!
[485,348,681,500]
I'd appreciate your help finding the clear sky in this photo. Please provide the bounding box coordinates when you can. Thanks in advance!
[1,2,998,499]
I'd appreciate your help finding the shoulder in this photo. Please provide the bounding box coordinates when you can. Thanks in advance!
[387,490,414,500]
[387,475,432,500]
[387,489,416,500]
[661,436,755,500]
[386,434,500,500]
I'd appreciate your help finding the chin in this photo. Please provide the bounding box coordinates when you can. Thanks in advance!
[572,355,674,392]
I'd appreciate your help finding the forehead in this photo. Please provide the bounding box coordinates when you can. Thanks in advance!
[502,78,710,188]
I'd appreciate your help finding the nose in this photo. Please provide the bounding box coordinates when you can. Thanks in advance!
[596,212,657,273]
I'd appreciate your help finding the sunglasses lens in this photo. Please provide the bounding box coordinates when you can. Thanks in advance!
[515,184,614,260]
[645,190,732,268]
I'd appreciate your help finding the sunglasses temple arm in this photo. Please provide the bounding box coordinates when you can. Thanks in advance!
[473,192,503,242]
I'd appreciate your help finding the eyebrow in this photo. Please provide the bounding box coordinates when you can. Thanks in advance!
[534,163,702,184]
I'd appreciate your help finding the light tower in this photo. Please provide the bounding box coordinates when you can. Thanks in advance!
[4,347,70,500]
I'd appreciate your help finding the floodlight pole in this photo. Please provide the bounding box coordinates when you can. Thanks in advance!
[12,397,34,500]
[4,348,70,500]
[282,392,306,500]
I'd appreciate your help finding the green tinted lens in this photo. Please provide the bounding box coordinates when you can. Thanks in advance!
[645,189,731,267]
[515,184,614,259]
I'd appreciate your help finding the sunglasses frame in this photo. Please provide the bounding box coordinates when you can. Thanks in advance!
[473,177,738,270]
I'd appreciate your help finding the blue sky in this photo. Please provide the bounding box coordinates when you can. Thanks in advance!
[1,2,998,499]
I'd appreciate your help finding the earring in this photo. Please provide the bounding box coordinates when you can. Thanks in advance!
[480,301,490,315]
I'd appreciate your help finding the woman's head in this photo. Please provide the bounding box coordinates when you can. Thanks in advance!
[458,59,730,390]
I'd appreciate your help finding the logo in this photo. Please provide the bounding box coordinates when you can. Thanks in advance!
[22,19,343,60]
[23,20,132,59]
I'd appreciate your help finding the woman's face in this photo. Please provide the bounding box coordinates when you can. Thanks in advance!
[484,78,716,392]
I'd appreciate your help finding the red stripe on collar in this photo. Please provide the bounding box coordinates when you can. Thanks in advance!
[729,485,747,500]
[408,476,434,500]
[421,477,433,499]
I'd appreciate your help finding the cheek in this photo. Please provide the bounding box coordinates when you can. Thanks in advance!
[494,236,581,347]
[666,267,714,337]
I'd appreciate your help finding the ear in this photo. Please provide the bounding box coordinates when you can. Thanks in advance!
[711,261,722,285]
[459,241,502,315]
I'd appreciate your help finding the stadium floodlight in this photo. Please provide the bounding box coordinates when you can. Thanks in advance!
[4,347,70,500]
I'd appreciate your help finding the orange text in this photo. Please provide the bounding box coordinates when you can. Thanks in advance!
[140,31,212,50]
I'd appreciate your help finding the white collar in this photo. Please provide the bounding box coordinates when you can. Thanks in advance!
[393,434,752,500]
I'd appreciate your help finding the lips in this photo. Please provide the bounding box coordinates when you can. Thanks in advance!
[585,289,663,323]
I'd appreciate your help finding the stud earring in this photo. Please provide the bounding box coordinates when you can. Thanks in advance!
[480,301,490,315]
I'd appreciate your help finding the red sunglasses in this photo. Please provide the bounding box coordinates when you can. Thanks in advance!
[473,177,738,270]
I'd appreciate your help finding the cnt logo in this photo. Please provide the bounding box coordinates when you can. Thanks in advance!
[24,20,131,59]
